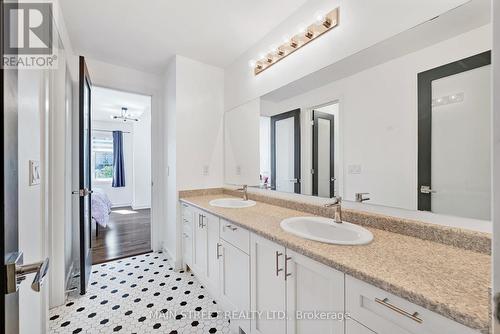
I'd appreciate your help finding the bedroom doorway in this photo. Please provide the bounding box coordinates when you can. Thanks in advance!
[90,86,152,264]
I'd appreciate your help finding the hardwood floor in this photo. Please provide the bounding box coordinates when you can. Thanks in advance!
[91,207,151,264]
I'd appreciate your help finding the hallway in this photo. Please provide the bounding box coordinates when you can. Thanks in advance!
[49,252,230,333]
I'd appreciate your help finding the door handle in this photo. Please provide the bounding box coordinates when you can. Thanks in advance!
[18,258,50,292]
[4,252,50,293]
[72,188,93,196]
[420,185,436,194]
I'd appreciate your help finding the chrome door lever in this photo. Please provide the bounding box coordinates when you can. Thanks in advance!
[5,252,50,293]
[420,185,436,194]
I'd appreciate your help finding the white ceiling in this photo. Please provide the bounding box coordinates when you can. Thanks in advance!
[92,87,151,122]
[60,0,309,73]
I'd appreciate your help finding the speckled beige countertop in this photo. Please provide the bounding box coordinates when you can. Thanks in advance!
[180,194,491,333]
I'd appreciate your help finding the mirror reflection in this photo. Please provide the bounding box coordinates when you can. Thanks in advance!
[224,0,491,221]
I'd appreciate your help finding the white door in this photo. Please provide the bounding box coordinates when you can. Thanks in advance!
[430,65,491,220]
[205,212,220,296]
[192,210,207,276]
[285,249,345,334]
[220,240,250,333]
[250,234,286,334]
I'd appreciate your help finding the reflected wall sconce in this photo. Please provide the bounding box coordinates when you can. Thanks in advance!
[249,7,339,75]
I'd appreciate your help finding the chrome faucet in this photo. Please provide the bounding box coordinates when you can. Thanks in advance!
[355,192,370,203]
[324,196,342,224]
[237,185,248,201]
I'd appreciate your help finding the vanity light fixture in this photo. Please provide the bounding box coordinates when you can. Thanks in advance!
[249,7,339,75]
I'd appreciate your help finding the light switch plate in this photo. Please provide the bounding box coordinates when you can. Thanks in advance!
[348,164,362,174]
[29,160,40,186]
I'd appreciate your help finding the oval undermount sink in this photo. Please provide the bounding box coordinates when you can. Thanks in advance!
[209,198,257,209]
[280,216,373,245]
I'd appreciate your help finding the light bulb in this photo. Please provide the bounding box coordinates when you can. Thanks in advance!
[248,59,256,68]
[297,24,306,34]
[315,12,326,24]
[269,44,278,54]
[282,35,290,44]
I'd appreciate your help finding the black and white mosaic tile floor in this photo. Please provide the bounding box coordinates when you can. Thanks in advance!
[49,252,231,334]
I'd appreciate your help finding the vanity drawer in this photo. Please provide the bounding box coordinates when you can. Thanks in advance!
[345,276,478,334]
[220,219,250,254]
[181,202,194,223]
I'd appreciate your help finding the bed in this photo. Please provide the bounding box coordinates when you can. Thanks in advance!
[92,188,112,232]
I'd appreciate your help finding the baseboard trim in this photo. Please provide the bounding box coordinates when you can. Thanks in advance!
[161,246,183,271]
[131,204,151,210]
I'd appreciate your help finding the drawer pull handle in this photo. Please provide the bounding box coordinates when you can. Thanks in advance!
[225,224,237,231]
[284,256,292,280]
[275,251,283,276]
[375,297,423,324]
[216,243,222,259]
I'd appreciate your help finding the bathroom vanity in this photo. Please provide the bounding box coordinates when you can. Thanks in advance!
[179,190,489,334]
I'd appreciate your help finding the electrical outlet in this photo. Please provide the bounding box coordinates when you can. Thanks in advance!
[202,165,209,176]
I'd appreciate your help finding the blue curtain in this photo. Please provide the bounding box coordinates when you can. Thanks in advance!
[112,131,125,187]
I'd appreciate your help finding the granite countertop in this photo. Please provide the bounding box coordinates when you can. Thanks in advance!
[180,194,491,333]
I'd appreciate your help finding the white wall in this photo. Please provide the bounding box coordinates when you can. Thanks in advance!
[492,0,500,330]
[224,99,261,186]
[92,121,134,207]
[163,56,225,266]
[224,0,468,111]
[164,58,177,265]
[18,70,45,334]
[132,109,152,209]
[259,116,271,183]
[259,25,491,210]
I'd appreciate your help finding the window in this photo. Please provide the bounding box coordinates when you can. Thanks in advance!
[93,137,113,181]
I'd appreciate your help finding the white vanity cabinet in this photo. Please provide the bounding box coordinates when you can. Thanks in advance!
[181,203,194,267]
[250,234,287,334]
[180,202,479,334]
[286,249,344,334]
[345,276,479,334]
[219,239,250,333]
[191,208,221,297]
[250,234,345,334]
[192,208,207,276]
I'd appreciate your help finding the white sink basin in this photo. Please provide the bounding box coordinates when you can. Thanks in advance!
[280,217,373,245]
[209,198,257,209]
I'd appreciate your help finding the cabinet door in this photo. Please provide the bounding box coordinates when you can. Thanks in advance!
[285,249,345,334]
[192,210,207,276]
[346,319,377,334]
[205,212,220,296]
[182,228,193,267]
[220,240,250,333]
[250,234,286,334]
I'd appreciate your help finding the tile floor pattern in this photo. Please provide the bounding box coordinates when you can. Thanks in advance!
[49,252,231,333]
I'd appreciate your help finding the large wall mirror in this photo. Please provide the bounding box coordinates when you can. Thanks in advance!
[224,0,491,222]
